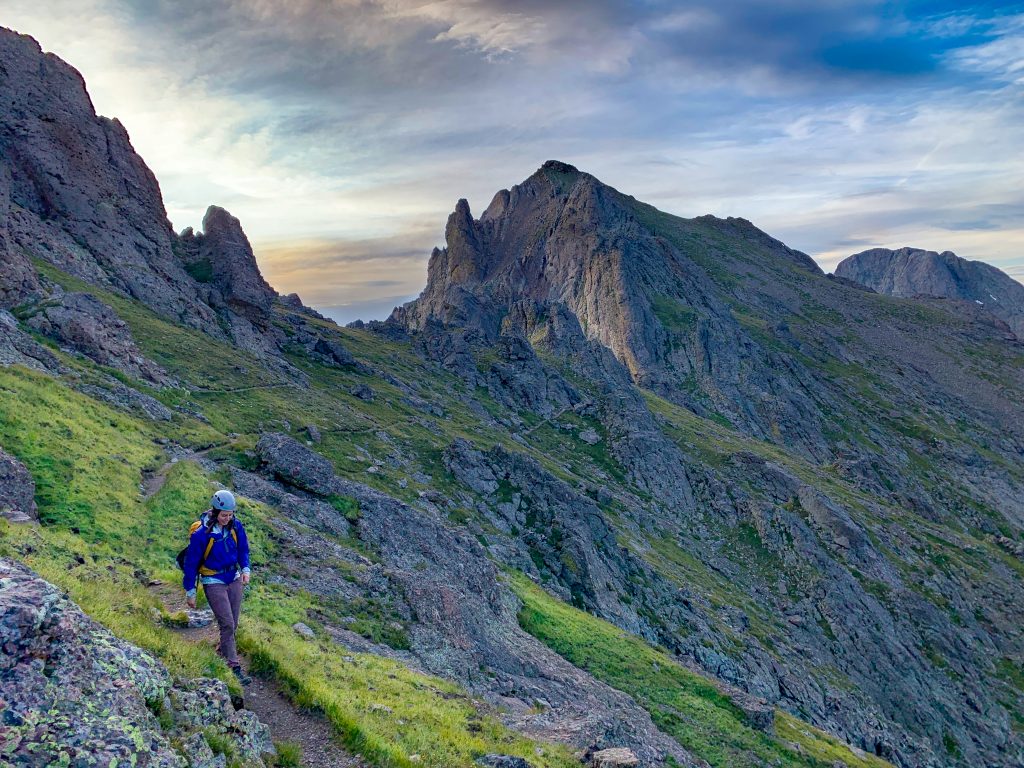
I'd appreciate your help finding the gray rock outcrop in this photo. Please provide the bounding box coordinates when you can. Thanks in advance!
[24,291,170,385]
[836,247,1024,338]
[255,432,337,496]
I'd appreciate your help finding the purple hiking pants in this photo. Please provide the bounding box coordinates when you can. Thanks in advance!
[205,578,243,665]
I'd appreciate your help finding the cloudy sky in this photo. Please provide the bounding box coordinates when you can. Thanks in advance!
[6,1,1024,322]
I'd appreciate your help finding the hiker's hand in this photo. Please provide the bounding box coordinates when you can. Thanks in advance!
[186,595,196,609]
[241,572,251,586]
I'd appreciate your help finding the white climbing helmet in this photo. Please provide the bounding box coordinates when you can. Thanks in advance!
[211,489,237,512]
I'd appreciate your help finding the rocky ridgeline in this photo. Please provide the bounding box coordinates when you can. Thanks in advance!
[0,26,361,379]
[390,161,830,461]
[836,247,1024,338]
[0,558,273,766]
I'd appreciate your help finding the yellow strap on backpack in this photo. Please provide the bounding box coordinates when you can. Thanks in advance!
[192,519,239,576]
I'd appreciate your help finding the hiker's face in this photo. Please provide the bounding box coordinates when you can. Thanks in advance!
[216,509,234,526]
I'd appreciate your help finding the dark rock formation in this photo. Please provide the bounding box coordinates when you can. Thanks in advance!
[0,28,218,327]
[0,447,36,522]
[0,309,61,374]
[255,431,337,496]
[0,558,274,766]
[836,247,1024,338]
[392,160,829,460]
[196,205,276,315]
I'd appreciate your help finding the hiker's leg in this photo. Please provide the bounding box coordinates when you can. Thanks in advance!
[205,582,239,665]
[228,576,243,632]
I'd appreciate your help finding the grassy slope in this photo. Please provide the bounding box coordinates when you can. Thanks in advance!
[511,573,891,768]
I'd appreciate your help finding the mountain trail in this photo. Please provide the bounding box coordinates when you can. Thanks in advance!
[141,441,234,500]
[151,582,368,768]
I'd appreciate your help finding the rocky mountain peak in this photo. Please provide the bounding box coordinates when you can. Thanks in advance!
[0,26,219,329]
[198,204,277,314]
[836,246,1024,337]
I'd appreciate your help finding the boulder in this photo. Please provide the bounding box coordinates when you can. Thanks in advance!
[312,337,357,367]
[476,756,531,768]
[586,747,639,767]
[255,432,337,496]
[0,447,36,522]
[351,383,375,401]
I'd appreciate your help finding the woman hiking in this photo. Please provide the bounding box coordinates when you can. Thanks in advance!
[182,489,253,684]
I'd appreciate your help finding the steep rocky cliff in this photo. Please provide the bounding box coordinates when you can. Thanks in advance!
[835,247,1024,338]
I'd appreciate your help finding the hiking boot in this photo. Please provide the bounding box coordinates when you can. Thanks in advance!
[230,664,252,685]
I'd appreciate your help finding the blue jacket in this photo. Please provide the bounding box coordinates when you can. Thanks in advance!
[182,514,251,593]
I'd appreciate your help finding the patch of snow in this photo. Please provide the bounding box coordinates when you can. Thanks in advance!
[975,300,984,305]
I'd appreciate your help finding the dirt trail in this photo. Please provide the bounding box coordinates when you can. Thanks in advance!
[141,442,231,500]
[152,583,367,768]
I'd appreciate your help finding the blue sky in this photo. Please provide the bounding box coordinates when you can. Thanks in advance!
[7,1,1023,322]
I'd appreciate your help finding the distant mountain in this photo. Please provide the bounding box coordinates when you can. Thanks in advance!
[4,26,1024,768]
[835,247,1024,338]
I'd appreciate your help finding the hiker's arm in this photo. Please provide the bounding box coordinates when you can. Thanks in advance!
[238,524,251,584]
[181,531,205,600]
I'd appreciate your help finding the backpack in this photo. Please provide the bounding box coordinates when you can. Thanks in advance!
[175,514,239,573]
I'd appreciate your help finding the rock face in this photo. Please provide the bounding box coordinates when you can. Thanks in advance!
[0,28,216,327]
[836,247,1024,338]
[0,27,286,364]
[0,558,273,766]
[24,290,170,385]
[0,447,36,522]
[392,160,829,460]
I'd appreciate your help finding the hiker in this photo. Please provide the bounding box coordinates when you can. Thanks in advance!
[182,489,252,684]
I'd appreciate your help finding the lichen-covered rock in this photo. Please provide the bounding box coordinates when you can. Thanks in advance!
[587,747,640,767]
[0,446,36,522]
[0,558,272,767]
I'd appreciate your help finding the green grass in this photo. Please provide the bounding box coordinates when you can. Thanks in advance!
[511,572,892,768]
[241,619,579,768]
